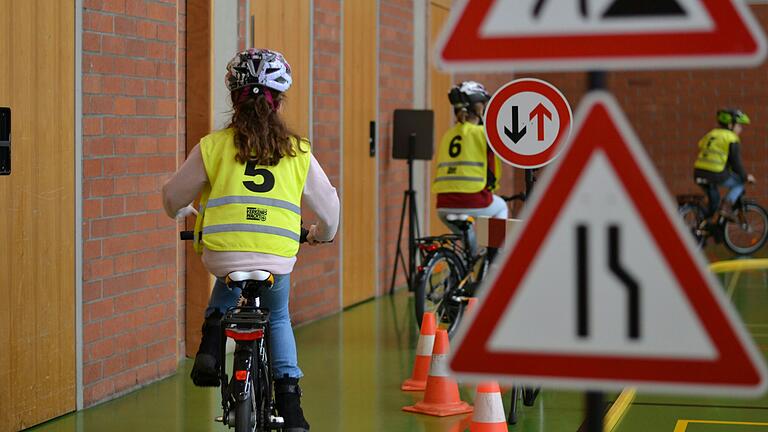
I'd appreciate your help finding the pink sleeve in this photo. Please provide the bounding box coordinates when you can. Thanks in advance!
[161,144,209,218]
[303,154,340,241]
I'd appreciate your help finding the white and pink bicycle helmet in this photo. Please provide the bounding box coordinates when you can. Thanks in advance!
[225,48,293,94]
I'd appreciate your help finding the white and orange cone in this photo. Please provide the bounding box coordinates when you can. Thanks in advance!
[402,312,437,391]
[470,382,507,431]
[403,329,473,417]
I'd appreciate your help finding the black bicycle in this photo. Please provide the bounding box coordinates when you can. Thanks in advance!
[180,228,314,432]
[413,193,525,337]
[678,178,768,255]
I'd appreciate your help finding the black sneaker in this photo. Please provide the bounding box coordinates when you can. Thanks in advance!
[274,376,310,431]
[190,311,222,387]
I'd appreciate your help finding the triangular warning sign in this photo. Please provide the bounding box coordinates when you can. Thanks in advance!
[437,0,766,72]
[449,92,767,395]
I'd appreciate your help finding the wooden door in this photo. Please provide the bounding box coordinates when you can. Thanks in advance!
[342,0,378,306]
[429,1,453,235]
[0,0,76,429]
[250,0,311,138]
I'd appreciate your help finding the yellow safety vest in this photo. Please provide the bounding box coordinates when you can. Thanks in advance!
[694,128,737,173]
[432,123,490,194]
[193,129,311,257]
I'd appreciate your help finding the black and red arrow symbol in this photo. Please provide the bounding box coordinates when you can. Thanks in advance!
[504,103,553,143]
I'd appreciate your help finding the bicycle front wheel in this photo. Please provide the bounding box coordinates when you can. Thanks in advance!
[724,202,768,255]
[414,248,465,331]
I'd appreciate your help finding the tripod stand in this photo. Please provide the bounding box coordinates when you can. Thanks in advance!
[389,133,421,294]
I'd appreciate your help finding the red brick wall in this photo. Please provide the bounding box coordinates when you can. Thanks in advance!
[81,0,182,406]
[378,0,415,292]
[290,0,343,322]
[175,0,187,357]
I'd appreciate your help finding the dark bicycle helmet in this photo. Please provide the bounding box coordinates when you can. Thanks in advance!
[448,81,491,110]
[717,108,750,127]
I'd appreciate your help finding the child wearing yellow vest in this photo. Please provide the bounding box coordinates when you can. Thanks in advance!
[693,108,755,220]
[433,81,507,254]
[162,49,339,431]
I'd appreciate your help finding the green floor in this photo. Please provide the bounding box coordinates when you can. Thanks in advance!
[615,268,768,432]
[28,257,768,432]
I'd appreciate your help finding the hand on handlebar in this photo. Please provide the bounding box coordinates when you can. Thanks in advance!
[306,225,321,245]
[175,204,198,219]
[747,174,757,184]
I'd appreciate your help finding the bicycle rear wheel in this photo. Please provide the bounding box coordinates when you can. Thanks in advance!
[414,248,465,331]
[724,202,768,255]
[234,385,256,432]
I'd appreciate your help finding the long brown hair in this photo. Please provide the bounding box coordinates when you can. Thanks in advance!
[227,87,305,166]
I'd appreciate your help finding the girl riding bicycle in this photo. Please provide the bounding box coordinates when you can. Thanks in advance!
[433,81,506,255]
[162,48,339,431]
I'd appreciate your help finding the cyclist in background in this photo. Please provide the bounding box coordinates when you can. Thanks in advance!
[162,48,340,431]
[694,108,756,221]
[433,81,506,255]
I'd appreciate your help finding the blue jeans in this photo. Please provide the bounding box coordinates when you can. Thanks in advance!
[722,173,745,204]
[703,172,745,218]
[205,274,303,379]
[437,194,509,256]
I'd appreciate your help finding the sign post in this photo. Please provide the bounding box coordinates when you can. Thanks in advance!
[584,70,607,432]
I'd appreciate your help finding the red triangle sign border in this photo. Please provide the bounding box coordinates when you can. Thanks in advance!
[436,0,767,72]
[449,92,768,396]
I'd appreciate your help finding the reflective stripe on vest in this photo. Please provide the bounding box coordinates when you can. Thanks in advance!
[694,128,736,173]
[206,196,301,215]
[202,224,301,242]
[193,128,310,257]
[432,122,488,194]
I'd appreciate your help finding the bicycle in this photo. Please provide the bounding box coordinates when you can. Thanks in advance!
[678,177,768,256]
[413,193,526,337]
[412,191,539,425]
[180,227,315,432]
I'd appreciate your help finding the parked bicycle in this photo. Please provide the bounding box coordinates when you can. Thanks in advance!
[180,228,315,432]
[413,193,525,337]
[678,178,768,255]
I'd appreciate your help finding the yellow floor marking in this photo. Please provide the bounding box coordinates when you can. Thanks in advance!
[726,271,742,299]
[709,259,768,274]
[674,419,768,431]
[604,388,636,432]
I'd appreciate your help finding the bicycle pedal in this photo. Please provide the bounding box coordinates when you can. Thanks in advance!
[268,415,285,427]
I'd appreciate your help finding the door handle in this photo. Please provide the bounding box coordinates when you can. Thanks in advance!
[0,107,10,175]
[369,120,376,157]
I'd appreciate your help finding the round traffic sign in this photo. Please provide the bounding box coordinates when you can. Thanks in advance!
[484,78,572,169]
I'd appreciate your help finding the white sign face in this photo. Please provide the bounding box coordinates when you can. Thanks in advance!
[484,79,572,169]
[489,151,716,359]
[482,0,713,37]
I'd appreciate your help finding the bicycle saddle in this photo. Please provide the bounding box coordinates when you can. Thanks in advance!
[445,214,473,223]
[227,270,273,282]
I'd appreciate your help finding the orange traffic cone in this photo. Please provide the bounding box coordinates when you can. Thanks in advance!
[470,382,507,431]
[402,312,437,391]
[403,330,473,417]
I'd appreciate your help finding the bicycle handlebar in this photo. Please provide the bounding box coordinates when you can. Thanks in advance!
[500,193,526,202]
